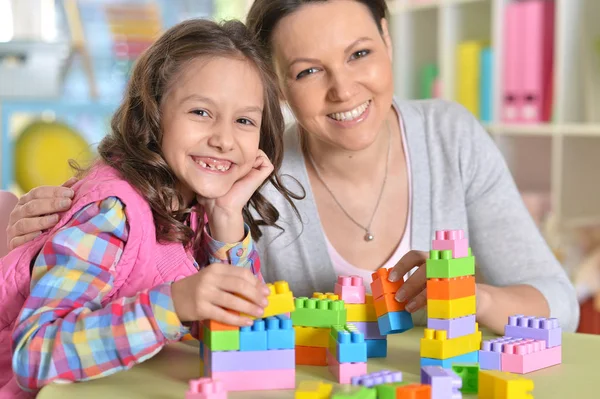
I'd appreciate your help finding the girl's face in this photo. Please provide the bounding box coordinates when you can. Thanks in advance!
[271,0,394,151]
[160,56,263,203]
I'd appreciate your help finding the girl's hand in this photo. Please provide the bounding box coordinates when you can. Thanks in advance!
[171,263,271,326]
[388,250,429,313]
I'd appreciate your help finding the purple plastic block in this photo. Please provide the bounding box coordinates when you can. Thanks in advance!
[206,349,295,372]
[351,322,386,340]
[351,370,403,387]
[427,315,476,339]
[479,337,524,370]
[421,366,462,399]
[505,315,561,348]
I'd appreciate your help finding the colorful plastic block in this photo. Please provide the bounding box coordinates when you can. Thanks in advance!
[377,310,413,335]
[296,345,328,366]
[295,380,333,399]
[420,350,478,368]
[351,321,385,339]
[426,250,475,278]
[427,315,476,339]
[371,268,404,300]
[335,276,366,304]
[292,297,347,327]
[209,368,295,391]
[331,385,377,399]
[186,377,227,399]
[375,382,410,399]
[366,339,387,358]
[478,370,533,399]
[427,295,476,319]
[432,229,469,258]
[346,302,377,322]
[249,281,295,319]
[294,325,330,347]
[313,292,340,301]
[501,340,561,373]
[479,337,524,370]
[505,314,561,348]
[351,370,403,387]
[451,363,479,394]
[205,314,239,331]
[395,384,432,398]
[329,324,367,363]
[239,319,267,351]
[204,348,294,372]
[203,327,240,351]
[421,366,462,399]
[326,349,367,384]
[427,276,476,300]
[266,314,295,349]
[374,293,406,317]
[420,327,482,359]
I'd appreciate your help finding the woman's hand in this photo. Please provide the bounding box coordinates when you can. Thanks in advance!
[388,250,429,313]
[171,263,271,326]
[6,178,77,250]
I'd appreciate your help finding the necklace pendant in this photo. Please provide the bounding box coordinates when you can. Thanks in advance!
[364,232,374,242]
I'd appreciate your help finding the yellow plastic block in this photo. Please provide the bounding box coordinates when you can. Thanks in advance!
[243,281,295,319]
[346,303,377,322]
[313,292,339,301]
[420,325,482,359]
[295,380,333,399]
[427,295,476,319]
[294,326,330,347]
[479,370,534,399]
[199,359,204,377]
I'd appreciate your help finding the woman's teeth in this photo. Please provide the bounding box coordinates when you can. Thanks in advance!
[196,160,231,172]
[329,100,370,122]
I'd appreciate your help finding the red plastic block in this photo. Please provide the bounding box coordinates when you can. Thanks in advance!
[500,339,562,374]
[186,378,227,399]
[395,384,432,399]
[326,349,367,384]
[335,276,366,304]
[432,229,469,258]
[210,369,295,391]
[296,345,328,366]
[371,268,404,301]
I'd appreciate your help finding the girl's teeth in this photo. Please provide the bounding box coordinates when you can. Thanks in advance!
[329,100,370,122]
[196,160,230,171]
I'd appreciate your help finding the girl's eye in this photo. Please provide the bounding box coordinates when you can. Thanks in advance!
[237,118,256,126]
[296,67,319,80]
[350,49,370,60]
[191,109,208,117]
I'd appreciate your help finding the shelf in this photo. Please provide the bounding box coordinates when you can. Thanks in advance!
[485,123,600,137]
[390,0,488,14]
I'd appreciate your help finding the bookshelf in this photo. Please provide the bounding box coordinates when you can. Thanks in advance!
[389,0,600,240]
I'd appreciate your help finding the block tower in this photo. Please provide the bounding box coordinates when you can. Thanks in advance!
[420,229,482,368]
[370,268,413,336]
[201,281,296,391]
[335,276,388,358]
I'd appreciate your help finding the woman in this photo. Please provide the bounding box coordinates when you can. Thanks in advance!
[6,0,579,334]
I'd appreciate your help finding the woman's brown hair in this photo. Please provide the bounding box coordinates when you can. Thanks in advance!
[82,19,301,247]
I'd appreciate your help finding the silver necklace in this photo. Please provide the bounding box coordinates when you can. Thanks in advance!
[307,121,392,242]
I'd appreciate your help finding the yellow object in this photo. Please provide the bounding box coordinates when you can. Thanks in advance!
[313,292,339,301]
[295,380,333,399]
[243,281,294,319]
[346,294,376,322]
[199,359,204,377]
[420,325,482,359]
[427,295,476,319]
[294,326,330,347]
[456,41,483,118]
[479,370,534,399]
[13,120,92,192]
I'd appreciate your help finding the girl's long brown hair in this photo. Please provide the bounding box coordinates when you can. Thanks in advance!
[82,19,301,247]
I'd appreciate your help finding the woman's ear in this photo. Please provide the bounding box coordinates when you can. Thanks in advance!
[380,18,393,61]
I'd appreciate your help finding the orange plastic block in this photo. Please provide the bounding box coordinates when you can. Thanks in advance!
[296,345,328,366]
[396,384,431,399]
[371,268,404,300]
[427,275,476,300]
[205,311,239,331]
[374,293,406,317]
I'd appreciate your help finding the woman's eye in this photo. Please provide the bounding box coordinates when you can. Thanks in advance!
[350,49,370,60]
[191,109,208,117]
[296,67,319,80]
[237,118,256,126]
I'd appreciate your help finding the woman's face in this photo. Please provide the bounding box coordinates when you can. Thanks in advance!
[271,0,394,151]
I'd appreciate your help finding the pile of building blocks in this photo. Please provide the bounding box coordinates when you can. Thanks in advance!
[327,324,368,383]
[185,378,227,399]
[335,276,389,358]
[370,269,414,336]
[479,314,562,373]
[421,229,481,368]
[200,281,296,391]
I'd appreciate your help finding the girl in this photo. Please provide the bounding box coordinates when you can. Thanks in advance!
[0,18,297,397]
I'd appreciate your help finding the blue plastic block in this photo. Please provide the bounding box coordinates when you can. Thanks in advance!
[366,339,387,358]
[377,311,413,335]
[420,350,479,368]
[266,314,295,349]
[330,324,367,363]
[240,318,267,351]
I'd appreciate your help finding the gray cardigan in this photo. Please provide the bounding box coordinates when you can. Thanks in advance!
[254,99,580,332]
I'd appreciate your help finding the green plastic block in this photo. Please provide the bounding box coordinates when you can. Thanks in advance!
[452,363,480,394]
[291,297,347,327]
[426,249,475,278]
[375,382,410,399]
[203,326,239,351]
[331,385,376,399]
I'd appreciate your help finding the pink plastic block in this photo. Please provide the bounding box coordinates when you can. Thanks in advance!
[186,378,227,399]
[210,369,295,391]
[432,230,468,258]
[479,337,525,370]
[334,276,366,304]
[505,314,561,348]
[501,339,561,374]
[326,349,367,384]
